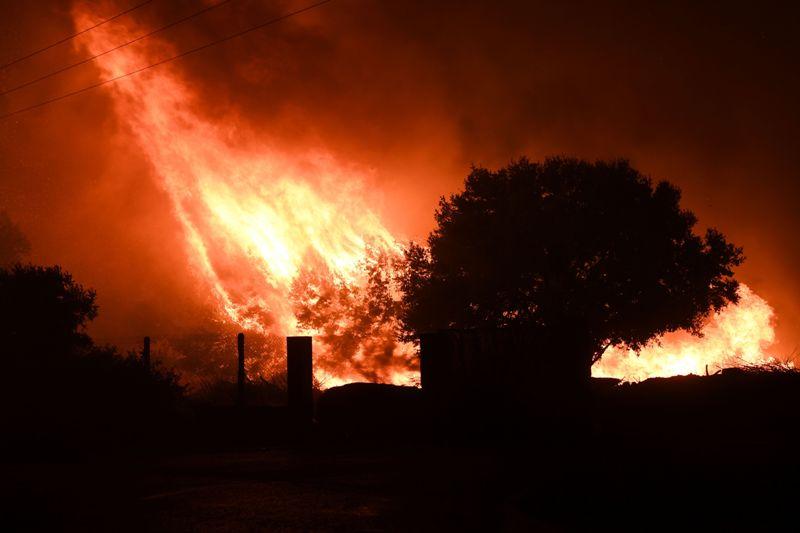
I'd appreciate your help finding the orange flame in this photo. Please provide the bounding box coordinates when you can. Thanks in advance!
[73,4,416,386]
[593,284,780,380]
[73,4,780,386]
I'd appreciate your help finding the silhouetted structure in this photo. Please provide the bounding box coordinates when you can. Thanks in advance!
[317,382,423,439]
[419,328,587,427]
[237,332,245,407]
[419,332,447,409]
[287,336,313,424]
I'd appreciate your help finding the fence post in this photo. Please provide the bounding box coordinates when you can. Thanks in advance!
[287,336,313,426]
[237,332,245,407]
[142,336,151,370]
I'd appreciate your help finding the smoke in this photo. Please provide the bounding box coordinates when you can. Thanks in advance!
[0,211,30,266]
[0,0,798,381]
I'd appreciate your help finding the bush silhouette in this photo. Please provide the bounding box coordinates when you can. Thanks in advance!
[400,157,743,375]
[1,264,183,456]
[1,263,96,362]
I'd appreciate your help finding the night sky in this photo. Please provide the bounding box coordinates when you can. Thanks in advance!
[1,0,798,356]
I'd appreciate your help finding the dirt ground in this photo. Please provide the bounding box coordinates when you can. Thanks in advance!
[6,437,800,532]
[5,445,523,532]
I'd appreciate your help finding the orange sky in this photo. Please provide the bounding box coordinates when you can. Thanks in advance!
[1,0,798,358]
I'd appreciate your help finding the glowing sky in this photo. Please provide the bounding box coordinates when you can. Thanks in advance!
[1,0,798,365]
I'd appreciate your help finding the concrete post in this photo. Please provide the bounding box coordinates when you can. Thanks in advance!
[287,336,313,425]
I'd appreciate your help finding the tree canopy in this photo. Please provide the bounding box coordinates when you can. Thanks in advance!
[0,264,97,358]
[0,263,184,456]
[399,157,743,371]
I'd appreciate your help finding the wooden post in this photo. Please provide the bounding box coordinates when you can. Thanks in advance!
[287,336,313,425]
[142,336,151,370]
[237,332,245,407]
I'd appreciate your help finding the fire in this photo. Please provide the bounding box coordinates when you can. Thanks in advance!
[71,4,779,387]
[72,3,416,386]
[593,284,780,380]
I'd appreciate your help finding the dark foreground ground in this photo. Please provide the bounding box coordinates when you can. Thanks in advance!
[6,445,505,532]
[6,440,798,532]
[5,371,800,531]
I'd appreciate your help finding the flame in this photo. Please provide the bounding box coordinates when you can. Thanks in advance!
[72,3,416,386]
[72,4,780,387]
[593,284,781,380]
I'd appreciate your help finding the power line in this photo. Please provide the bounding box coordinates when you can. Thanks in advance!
[0,0,236,98]
[0,0,333,121]
[0,0,156,71]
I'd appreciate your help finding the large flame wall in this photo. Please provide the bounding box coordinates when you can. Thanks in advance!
[593,284,779,380]
[69,3,782,385]
[72,4,415,385]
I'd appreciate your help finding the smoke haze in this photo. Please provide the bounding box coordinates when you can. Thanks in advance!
[1,0,798,368]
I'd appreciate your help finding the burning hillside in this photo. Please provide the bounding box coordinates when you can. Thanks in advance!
[72,3,415,386]
[593,284,780,381]
[70,2,780,387]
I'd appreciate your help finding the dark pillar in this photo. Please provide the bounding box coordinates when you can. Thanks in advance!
[420,331,456,422]
[419,331,446,397]
[287,336,313,424]
[237,332,245,407]
[142,336,151,370]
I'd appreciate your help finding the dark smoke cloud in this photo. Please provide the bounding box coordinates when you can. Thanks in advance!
[1,1,799,363]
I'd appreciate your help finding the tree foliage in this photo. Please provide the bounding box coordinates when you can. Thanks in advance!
[0,264,97,358]
[291,247,410,383]
[0,264,184,455]
[399,157,743,368]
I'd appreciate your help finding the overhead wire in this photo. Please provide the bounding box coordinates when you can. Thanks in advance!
[0,0,156,71]
[0,0,236,98]
[0,0,334,121]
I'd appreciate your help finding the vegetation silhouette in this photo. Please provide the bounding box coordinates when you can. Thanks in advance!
[317,382,423,442]
[400,157,744,376]
[3,195,799,531]
[2,264,97,360]
[1,263,183,457]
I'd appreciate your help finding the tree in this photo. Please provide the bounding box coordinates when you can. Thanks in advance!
[291,246,411,383]
[399,157,743,376]
[0,264,184,456]
[0,211,30,266]
[0,264,97,359]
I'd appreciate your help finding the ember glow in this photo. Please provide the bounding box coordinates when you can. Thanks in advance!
[70,3,781,387]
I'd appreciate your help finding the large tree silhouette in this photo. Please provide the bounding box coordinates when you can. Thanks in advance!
[399,157,743,375]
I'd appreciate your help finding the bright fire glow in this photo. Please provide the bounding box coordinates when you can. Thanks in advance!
[593,284,780,380]
[73,4,416,386]
[73,4,780,386]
